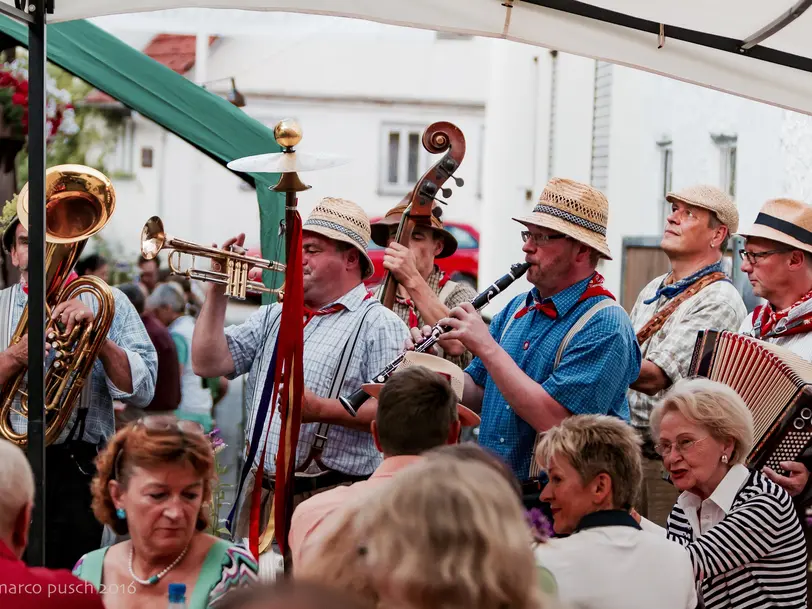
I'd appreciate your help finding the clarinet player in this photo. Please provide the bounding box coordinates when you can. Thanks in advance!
[410,178,641,505]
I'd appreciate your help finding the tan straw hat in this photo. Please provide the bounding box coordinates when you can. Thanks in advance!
[370,193,458,258]
[665,185,739,233]
[361,351,481,427]
[303,197,375,280]
[737,198,812,255]
[513,177,612,259]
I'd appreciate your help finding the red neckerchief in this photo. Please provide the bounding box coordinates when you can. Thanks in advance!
[303,290,374,326]
[20,281,27,295]
[752,289,812,338]
[396,271,450,329]
[514,272,615,320]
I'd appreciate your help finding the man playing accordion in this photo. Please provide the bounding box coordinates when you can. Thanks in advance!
[737,197,812,499]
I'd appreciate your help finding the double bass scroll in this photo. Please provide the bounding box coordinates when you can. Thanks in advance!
[379,122,466,309]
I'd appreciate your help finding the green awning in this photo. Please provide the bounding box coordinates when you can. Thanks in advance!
[0,16,285,298]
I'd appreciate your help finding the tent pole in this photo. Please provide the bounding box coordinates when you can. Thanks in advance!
[26,0,48,568]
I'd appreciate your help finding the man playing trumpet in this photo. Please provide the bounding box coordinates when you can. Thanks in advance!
[192,197,409,539]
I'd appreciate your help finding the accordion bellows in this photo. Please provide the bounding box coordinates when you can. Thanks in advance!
[689,330,812,471]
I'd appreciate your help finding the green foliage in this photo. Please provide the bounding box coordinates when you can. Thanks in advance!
[8,53,124,189]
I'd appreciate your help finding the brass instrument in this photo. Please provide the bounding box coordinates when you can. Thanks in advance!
[0,165,117,446]
[140,215,285,300]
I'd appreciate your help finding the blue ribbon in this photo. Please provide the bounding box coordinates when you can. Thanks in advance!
[643,261,725,305]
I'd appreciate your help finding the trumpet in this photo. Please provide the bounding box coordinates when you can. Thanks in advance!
[140,216,285,300]
[339,261,531,416]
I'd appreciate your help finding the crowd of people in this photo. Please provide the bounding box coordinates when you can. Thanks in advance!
[2,175,812,609]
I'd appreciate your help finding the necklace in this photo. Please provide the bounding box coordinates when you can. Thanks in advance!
[128,543,190,586]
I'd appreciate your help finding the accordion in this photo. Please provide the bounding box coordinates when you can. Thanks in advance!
[689,329,812,471]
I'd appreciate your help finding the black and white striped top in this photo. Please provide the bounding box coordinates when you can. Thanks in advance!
[666,469,807,609]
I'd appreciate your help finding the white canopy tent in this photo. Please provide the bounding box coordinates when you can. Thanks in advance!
[15,0,812,117]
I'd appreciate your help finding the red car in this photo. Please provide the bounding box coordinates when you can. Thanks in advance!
[365,220,480,289]
[244,221,479,299]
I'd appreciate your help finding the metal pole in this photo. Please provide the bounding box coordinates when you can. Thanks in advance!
[26,0,47,567]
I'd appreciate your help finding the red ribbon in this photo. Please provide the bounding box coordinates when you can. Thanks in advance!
[248,211,305,560]
[513,272,615,320]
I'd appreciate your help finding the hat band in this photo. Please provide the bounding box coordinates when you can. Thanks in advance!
[304,218,368,251]
[532,204,606,237]
[754,212,812,246]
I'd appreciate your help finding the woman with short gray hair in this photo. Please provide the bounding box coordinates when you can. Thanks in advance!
[649,377,807,609]
[533,414,697,609]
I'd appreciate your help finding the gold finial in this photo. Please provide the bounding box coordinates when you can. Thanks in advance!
[274,119,302,149]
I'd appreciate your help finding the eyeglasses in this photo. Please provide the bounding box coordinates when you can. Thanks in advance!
[521,231,569,247]
[738,248,793,265]
[654,436,709,457]
[113,416,205,480]
[135,415,205,434]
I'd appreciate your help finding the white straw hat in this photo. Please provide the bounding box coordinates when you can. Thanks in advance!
[361,351,481,427]
[737,198,812,255]
[303,197,375,279]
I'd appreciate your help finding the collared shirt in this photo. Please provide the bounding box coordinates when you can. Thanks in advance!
[466,275,641,480]
[676,463,749,537]
[0,284,157,446]
[628,272,746,433]
[290,454,422,566]
[0,540,105,609]
[382,266,478,369]
[226,283,409,476]
[140,313,181,412]
[739,301,812,361]
[665,468,807,609]
[534,510,697,609]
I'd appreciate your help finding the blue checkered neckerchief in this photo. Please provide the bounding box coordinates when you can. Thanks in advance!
[643,261,724,305]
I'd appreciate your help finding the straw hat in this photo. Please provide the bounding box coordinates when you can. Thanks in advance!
[302,197,375,279]
[513,177,612,259]
[361,351,481,427]
[1,215,19,253]
[665,185,739,233]
[370,194,458,258]
[737,198,812,255]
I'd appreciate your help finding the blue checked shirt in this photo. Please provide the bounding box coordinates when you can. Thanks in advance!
[467,275,641,480]
[226,283,410,477]
[3,283,157,446]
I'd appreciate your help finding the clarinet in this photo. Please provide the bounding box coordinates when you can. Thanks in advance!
[339,261,531,416]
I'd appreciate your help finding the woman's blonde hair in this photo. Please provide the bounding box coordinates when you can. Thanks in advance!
[650,377,755,465]
[297,457,544,609]
[535,414,643,509]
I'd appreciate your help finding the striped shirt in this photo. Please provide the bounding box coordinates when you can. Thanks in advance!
[226,283,409,476]
[666,468,807,609]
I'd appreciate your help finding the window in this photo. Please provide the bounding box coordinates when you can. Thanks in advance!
[444,225,478,249]
[141,147,154,168]
[380,124,429,195]
[713,134,737,199]
[107,117,135,175]
[658,140,673,226]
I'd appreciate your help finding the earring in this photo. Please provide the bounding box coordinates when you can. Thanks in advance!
[721,455,729,464]
[116,508,127,520]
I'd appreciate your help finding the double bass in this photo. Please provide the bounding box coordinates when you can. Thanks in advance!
[378,122,466,308]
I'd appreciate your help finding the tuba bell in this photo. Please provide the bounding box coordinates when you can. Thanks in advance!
[0,164,117,446]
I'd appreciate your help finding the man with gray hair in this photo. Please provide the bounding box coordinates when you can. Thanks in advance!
[0,439,104,608]
[147,283,215,430]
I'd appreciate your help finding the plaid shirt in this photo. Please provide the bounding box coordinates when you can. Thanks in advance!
[381,266,478,369]
[226,283,410,476]
[628,273,746,434]
[467,275,641,480]
[2,283,157,446]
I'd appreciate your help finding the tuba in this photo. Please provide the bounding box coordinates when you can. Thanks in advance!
[0,165,117,446]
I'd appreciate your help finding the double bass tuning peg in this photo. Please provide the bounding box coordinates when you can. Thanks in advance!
[441,187,453,199]
[451,176,464,187]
